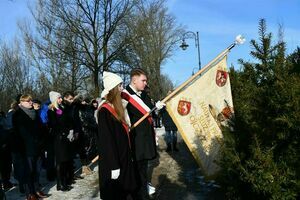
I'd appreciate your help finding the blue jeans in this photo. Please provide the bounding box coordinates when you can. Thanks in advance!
[165,130,177,144]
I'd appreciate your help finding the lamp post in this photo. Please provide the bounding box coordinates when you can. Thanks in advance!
[179,31,201,70]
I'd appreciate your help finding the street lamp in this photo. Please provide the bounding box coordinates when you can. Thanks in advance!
[179,31,201,70]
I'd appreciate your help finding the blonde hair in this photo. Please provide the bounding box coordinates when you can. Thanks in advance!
[49,100,60,110]
[106,85,125,122]
[19,94,32,102]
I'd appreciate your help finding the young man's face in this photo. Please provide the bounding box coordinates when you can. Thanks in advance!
[64,95,74,105]
[92,102,98,108]
[132,74,147,92]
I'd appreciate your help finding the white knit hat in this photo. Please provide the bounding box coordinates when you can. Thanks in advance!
[49,91,62,103]
[101,71,123,98]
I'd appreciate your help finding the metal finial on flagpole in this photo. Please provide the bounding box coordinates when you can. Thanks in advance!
[228,34,246,50]
[235,35,246,45]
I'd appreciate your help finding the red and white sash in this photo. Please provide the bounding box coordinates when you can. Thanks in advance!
[122,90,153,125]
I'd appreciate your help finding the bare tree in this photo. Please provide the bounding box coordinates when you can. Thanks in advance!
[121,0,184,100]
[19,0,90,95]
[20,0,134,96]
[160,74,175,96]
[0,40,33,111]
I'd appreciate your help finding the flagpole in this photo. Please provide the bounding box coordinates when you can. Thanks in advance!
[131,36,245,129]
[130,48,228,129]
[90,36,245,165]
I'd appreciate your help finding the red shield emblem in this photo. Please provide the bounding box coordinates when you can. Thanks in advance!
[221,106,234,119]
[177,100,191,116]
[216,70,228,87]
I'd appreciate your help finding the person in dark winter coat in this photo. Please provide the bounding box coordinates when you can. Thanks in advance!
[12,94,49,200]
[161,107,179,152]
[0,111,13,191]
[47,91,73,191]
[122,68,165,200]
[39,99,56,182]
[97,71,137,200]
[7,101,26,194]
[77,97,98,175]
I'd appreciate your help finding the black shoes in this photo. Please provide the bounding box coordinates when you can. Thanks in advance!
[166,145,172,152]
[2,181,14,191]
[165,144,179,152]
[57,185,72,191]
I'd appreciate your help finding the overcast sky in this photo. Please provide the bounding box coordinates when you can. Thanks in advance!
[0,0,299,85]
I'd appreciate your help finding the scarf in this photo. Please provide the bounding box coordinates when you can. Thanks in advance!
[20,105,36,120]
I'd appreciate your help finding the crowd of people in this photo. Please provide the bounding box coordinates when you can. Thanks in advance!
[0,68,179,200]
[0,92,98,200]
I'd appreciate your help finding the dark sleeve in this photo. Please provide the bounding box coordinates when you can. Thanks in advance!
[160,108,166,125]
[142,92,154,109]
[47,109,60,136]
[98,108,120,170]
[12,112,29,140]
[47,110,56,128]
[73,106,82,133]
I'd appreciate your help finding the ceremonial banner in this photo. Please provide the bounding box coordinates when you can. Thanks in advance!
[166,56,234,178]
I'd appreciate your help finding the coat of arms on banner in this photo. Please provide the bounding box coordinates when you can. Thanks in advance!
[216,69,228,87]
[177,100,191,116]
[209,100,234,127]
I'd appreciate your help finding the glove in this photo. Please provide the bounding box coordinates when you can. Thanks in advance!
[148,182,156,195]
[67,130,74,142]
[155,101,166,110]
[111,169,120,179]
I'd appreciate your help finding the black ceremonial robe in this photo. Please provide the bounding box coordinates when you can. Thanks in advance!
[124,85,157,161]
[97,104,137,199]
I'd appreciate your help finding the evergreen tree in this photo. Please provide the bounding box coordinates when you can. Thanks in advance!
[218,19,300,199]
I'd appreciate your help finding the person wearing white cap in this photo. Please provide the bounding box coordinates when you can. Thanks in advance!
[47,91,73,191]
[97,71,137,200]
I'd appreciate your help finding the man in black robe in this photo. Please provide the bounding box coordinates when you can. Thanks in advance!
[123,68,165,200]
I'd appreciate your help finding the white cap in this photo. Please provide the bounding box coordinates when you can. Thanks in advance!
[101,71,123,98]
[49,91,61,103]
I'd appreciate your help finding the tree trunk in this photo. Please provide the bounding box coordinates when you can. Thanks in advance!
[93,69,100,97]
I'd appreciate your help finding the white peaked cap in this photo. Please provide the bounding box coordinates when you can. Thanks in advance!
[49,91,61,104]
[101,71,123,98]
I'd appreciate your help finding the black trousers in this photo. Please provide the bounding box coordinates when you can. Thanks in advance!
[21,156,39,195]
[134,160,150,200]
[0,145,12,184]
[100,179,129,200]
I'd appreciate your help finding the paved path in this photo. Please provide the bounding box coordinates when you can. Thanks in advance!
[5,127,224,200]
